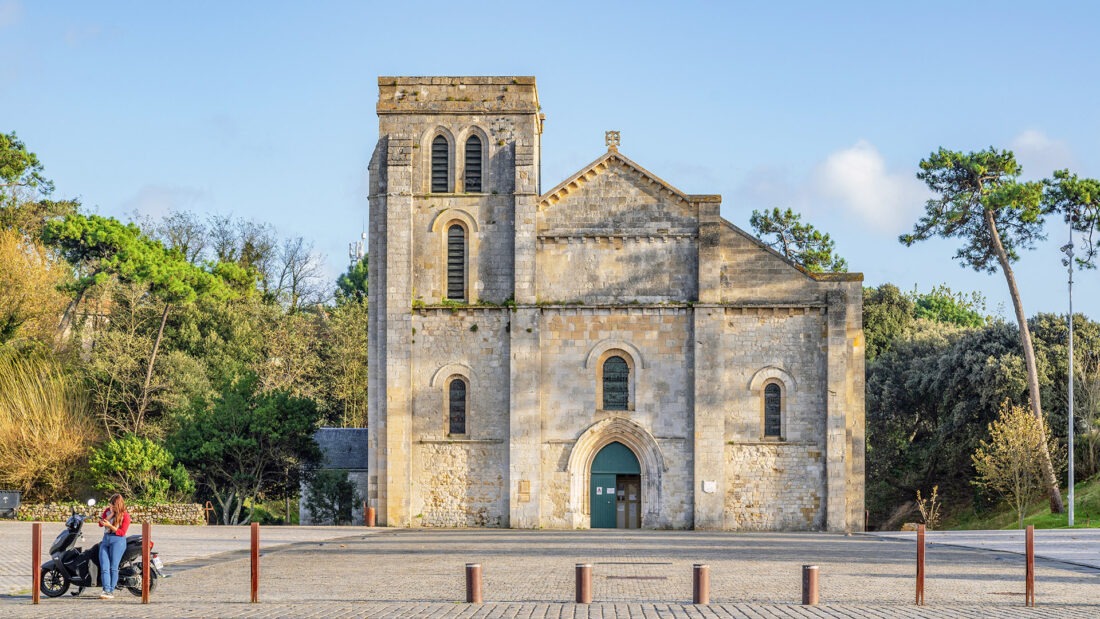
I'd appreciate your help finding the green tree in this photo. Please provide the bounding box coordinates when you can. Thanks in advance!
[863,284,916,362]
[169,373,322,525]
[749,207,848,272]
[0,131,79,236]
[335,257,368,305]
[88,434,194,502]
[900,147,1063,512]
[912,285,988,328]
[43,213,236,434]
[304,469,360,525]
[973,401,1062,529]
[1045,169,1100,268]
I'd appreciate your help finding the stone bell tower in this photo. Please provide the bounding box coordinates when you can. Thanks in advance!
[366,77,543,526]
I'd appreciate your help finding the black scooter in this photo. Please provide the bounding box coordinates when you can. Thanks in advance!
[39,499,164,597]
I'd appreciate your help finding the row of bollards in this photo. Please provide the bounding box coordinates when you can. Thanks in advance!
[464,561,814,605]
[914,524,1036,607]
[29,520,1041,607]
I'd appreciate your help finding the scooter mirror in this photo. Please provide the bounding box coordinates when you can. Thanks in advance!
[87,498,96,507]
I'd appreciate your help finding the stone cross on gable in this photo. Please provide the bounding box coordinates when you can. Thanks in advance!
[605,131,620,150]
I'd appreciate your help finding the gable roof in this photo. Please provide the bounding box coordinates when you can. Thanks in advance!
[538,148,693,210]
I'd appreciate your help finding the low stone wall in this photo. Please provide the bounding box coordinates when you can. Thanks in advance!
[15,503,206,525]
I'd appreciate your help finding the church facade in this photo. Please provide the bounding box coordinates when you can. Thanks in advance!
[367,76,865,531]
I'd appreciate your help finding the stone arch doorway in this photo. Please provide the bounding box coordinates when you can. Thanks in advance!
[590,442,641,528]
[566,417,667,528]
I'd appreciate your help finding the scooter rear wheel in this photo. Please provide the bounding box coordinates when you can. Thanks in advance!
[126,572,157,596]
[40,567,69,597]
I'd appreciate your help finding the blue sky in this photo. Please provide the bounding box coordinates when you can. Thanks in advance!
[2,1,1097,318]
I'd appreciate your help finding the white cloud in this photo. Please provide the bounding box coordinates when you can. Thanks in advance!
[0,0,22,29]
[1010,129,1076,177]
[810,140,926,234]
[121,185,209,220]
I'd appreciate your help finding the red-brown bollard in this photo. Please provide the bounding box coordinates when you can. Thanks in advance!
[575,563,593,604]
[465,563,482,603]
[366,506,376,527]
[141,521,151,603]
[1025,525,1035,607]
[31,522,41,605]
[693,564,710,604]
[801,565,819,605]
[250,522,260,603]
[916,524,925,605]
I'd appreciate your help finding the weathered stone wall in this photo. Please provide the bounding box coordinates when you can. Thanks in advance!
[536,158,699,303]
[536,307,694,529]
[724,443,825,530]
[411,442,506,527]
[409,308,510,526]
[17,503,206,525]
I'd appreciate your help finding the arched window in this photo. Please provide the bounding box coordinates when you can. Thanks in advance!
[448,377,467,435]
[431,135,449,193]
[446,224,466,301]
[764,383,782,438]
[602,356,629,410]
[464,135,482,192]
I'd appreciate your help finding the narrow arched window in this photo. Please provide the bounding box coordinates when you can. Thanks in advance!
[447,224,466,301]
[602,356,629,410]
[464,135,482,192]
[431,135,449,193]
[448,378,467,435]
[764,383,782,438]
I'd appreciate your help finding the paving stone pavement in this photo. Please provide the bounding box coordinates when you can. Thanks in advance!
[2,527,1099,618]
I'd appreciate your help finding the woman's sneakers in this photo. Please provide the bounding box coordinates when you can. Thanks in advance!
[99,590,114,599]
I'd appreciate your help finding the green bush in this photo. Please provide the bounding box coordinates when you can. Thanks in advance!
[88,434,194,502]
[304,469,359,525]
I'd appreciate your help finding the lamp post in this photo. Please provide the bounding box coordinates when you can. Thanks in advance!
[1060,233,1075,527]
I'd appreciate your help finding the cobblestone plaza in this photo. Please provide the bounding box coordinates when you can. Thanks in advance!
[3,525,1099,617]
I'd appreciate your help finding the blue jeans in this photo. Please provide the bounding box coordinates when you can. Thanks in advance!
[99,533,126,592]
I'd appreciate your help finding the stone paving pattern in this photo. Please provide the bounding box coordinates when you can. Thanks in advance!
[2,527,1098,617]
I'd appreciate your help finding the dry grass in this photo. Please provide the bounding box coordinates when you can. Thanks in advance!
[0,351,98,500]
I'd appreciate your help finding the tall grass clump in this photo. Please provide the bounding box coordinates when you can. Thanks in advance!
[0,351,98,500]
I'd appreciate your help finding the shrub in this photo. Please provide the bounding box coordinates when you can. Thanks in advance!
[0,351,97,501]
[88,434,194,502]
[304,469,359,525]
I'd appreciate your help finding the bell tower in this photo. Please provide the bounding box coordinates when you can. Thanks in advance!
[366,77,542,525]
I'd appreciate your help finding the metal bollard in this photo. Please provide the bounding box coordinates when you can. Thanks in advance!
[801,565,819,605]
[31,522,41,605]
[366,506,376,527]
[465,563,482,603]
[575,563,592,604]
[693,564,710,604]
[1025,525,1035,607]
[141,521,151,603]
[250,522,260,603]
[916,524,925,605]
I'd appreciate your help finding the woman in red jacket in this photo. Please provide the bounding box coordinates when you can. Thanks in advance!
[97,493,130,599]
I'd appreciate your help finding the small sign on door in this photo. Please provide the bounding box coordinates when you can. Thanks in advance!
[596,487,603,495]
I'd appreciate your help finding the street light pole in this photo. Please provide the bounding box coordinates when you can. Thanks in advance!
[1061,231,1075,527]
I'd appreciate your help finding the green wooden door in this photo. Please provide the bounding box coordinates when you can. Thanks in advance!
[590,442,641,529]
[590,473,617,528]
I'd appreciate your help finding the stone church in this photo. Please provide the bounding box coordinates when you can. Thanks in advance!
[367,76,865,531]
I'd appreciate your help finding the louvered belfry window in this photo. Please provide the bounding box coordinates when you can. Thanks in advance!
[602,356,629,410]
[464,135,482,192]
[447,224,466,301]
[764,383,782,437]
[448,378,467,435]
[431,135,449,193]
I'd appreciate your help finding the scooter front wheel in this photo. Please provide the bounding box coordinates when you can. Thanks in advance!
[40,567,69,597]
